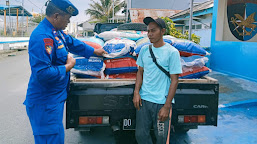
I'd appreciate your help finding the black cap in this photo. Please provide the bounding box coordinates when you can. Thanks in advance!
[143,17,166,29]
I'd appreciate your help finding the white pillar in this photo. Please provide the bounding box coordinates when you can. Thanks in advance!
[188,0,194,40]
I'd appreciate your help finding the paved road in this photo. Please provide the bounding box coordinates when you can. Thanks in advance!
[0,51,256,144]
[0,52,116,144]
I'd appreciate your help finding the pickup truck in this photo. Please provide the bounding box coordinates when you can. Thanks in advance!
[66,76,219,135]
[66,23,219,143]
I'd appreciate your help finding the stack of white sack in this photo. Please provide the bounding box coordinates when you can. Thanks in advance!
[71,55,105,79]
[133,35,210,58]
[179,55,211,79]
[133,36,176,56]
[133,35,211,79]
[96,31,146,41]
[102,38,136,58]
[180,56,209,73]
[101,38,138,79]
[163,35,210,57]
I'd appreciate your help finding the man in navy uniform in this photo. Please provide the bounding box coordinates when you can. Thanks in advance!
[23,0,106,143]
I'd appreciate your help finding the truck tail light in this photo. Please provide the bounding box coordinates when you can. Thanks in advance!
[198,115,206,123]
[178,115,206,123]
[96,117,102,124]
[79,116,109,125]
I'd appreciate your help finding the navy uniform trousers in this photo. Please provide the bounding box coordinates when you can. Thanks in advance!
[26,102,65,144]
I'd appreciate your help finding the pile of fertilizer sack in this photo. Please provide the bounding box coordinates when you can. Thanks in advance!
[71,30,210,79]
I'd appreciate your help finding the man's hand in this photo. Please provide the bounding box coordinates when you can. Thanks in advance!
[94,48,107,56]
[65,54,76,72]
[133,92,142,110]
[158,105,170,122]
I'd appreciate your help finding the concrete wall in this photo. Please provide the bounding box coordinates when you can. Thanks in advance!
[193,29,212,47]
[211,0,257,82]
[65,22,79,36]
[0,18,3,31]
[130,9,179,23]
[183,14,212,47]
[0,37,29,50]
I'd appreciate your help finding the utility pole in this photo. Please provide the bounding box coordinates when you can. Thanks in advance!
[22,0,24,36]
[112,0,115,23]
[188,0,194,40]
[6,0,11,36]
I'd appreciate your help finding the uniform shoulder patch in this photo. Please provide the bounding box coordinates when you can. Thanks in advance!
[43,38,53,55]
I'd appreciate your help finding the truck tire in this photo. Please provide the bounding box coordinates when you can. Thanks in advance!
[117,23,147,31]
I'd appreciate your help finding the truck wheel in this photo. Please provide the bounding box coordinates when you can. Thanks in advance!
[114,130,137,144]
[117,23,147,31]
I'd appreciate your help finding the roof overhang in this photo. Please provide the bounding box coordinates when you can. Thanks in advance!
[171,7,213,22]
[0,5,32,16]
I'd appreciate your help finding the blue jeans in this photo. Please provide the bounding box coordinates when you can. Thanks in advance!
[135,100,171,144]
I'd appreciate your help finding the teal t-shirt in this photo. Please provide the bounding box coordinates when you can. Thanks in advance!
[136,43,182,104]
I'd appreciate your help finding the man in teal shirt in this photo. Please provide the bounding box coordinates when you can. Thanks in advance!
[133,17,182,144]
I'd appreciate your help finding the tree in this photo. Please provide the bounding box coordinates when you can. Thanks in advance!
[30,14,46,23]
[161,17,200,44]
[85,0,125,23]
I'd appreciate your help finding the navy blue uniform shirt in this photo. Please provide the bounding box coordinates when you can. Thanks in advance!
[24,18,94,106]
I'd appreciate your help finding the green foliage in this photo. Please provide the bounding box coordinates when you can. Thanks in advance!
[0,30,4,36]
[161,17,200,44]
[30,14,46,23]
[85,0,125,23]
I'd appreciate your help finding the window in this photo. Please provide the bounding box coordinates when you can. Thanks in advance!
[185,25,202,30]
[196,24,202,29]
[88,31,94,37]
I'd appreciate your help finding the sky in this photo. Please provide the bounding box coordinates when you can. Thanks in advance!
[0,0,97,23]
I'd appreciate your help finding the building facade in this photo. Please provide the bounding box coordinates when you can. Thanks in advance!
[211,0,257,82]
[170,0,213,47]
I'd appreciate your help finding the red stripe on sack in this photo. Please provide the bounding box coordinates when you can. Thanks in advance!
[104,57,137,69]
[107,73,137,79]
[83,41,102,49]
[179,66,209,77]
[179,51,205,57]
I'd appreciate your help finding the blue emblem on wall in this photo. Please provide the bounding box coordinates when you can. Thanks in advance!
[227,0,257,41]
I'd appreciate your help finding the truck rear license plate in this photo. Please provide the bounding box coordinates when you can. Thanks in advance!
[123,119,136,130]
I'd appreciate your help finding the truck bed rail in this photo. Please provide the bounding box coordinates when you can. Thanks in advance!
[71,76,218,88]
